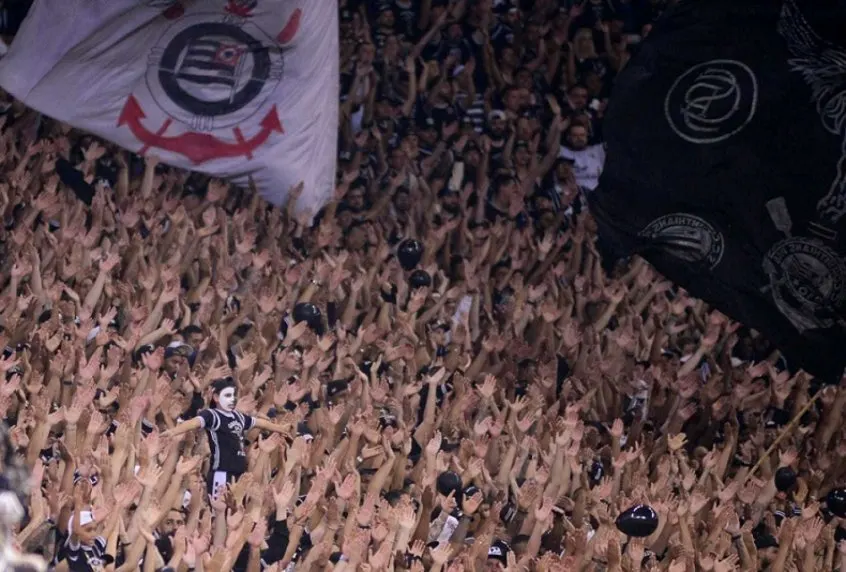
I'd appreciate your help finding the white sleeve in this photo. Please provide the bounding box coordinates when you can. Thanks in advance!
[437,515,460,543]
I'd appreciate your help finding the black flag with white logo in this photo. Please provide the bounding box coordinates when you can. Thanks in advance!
[590,0,846,380]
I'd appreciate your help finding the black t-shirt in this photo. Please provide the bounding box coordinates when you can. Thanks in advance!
[573,55,610,83]
[420,31,447,61]
[486,200,530,229]
[197,409,256,474]
[63,537,108,572]
[442,37,473,64]
[155,533,174,563]
[392,0,420,41]
[430,103,460,128]
[489,19,514,49]
[488,135,508,169]
[570,0,615,31]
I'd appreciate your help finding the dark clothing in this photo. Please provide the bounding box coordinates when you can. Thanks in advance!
[197,409,255,473]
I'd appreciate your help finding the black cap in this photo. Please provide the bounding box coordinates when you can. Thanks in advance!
[436,471,463,498]
[488,539,511,563]
[754,533,779,550]
[774,467,797,493]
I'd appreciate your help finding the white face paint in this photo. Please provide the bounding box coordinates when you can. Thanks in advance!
[217,387,237,412]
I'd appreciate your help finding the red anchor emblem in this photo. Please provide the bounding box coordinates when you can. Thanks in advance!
[276,8,301,43]
[224,0,257,19]
[117,7,302,164]
[117,95,283,164]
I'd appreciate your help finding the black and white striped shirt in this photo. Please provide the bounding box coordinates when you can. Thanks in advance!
[197,409,255,474]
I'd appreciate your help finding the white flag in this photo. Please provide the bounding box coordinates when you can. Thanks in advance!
[0,0,338,214]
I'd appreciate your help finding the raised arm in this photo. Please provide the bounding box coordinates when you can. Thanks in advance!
[162,416,203,438]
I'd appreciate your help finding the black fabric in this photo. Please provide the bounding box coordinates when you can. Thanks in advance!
[205,469,243,496]
[61,537,108,572]
[197,409,255,473]
[590,0,846,380]
[0,1,32,36]
[55,158,95,205]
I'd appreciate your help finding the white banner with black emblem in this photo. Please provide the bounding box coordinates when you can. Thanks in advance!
[0,0,338,214]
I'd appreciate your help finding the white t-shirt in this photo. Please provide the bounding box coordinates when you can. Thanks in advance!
[559,144,606,191]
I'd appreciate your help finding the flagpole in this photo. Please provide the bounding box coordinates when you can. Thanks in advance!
[742,389,824,483]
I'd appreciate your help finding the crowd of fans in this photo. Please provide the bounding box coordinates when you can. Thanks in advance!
[0,0,846,570]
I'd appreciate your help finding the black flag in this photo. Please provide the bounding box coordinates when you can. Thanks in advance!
[590,0,846,380]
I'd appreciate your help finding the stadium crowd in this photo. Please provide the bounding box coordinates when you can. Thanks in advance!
[1,0,846,570]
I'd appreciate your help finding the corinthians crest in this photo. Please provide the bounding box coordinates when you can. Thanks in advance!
[117,2,302,164]
[763,233,846,332]
[664,59,759,145]
[639,213,725,269]
[761,0,846,333]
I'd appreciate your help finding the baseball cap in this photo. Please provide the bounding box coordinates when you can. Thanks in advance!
[165,341,194,359]
[488,539,511,563]
[488,110,506,122]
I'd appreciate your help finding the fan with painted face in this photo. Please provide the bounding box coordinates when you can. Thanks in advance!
[214,383,237,413]
[162,378,291,501]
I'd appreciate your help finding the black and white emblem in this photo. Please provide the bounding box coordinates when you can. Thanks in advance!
[664,59,758,144]
[146,13,284,131]
[760,1,846,333]
[763,236,846,332]
[639,213,725,269]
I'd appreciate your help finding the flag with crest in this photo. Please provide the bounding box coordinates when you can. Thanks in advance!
[0,0,338,213]
[591,0,846,380]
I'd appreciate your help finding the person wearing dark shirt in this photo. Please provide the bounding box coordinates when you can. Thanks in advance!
[162,378,290,500]
[416,115,439,158]
[391,0,420,41]
[372,6,398,50]
[441,21,473,65]
[540,157,583,215]
[150,507,187,566]
[59,510,110,572]
[484,174,530,228]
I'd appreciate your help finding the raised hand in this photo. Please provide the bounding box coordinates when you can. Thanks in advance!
[430,542,452,566]
[334,472,357,500]
[176,455,202,476]
[273,479,297,510]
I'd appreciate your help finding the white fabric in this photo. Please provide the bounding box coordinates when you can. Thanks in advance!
[558,144,606,191]
[0,0,338,214]
[0,492,23,527]
[210,470,228,501]
[67,509,94,536]
[437,515,460,543]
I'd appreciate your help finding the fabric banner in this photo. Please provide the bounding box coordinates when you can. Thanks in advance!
[590,0,846,379]
[0,0,338,214]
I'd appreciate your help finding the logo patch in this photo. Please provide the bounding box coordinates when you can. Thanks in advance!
[665,59,758,144]
[640,213,725,269]
[763,237,846,332]
[148,16,283,128]
[117,7,302,164]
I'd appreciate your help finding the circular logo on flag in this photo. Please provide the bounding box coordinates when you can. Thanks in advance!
[146,13,284,130]
[640,213,725,268]
[664,60,758,144]
[763,237,846,332]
